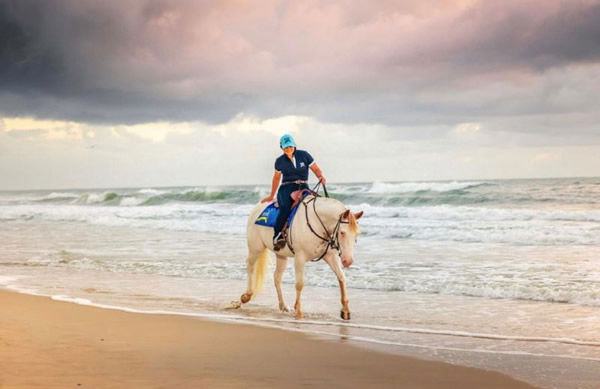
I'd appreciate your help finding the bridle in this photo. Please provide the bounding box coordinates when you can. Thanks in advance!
[286,195,349,262]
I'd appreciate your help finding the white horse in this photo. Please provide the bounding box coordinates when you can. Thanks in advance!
[234,194,363,320]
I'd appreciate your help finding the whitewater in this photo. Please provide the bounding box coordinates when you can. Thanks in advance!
[1,177,600,388]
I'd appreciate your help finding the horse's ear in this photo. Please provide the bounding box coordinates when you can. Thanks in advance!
[354,211,364,220]
[342,209,351,219]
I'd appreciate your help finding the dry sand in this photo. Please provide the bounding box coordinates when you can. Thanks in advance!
[0,290,539,388]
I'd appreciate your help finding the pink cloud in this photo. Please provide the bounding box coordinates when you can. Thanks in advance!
[1,0,599,126]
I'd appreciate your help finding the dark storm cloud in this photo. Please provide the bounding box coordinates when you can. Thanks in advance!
[0,2,66,93]
[0,0,261,124]
[0,0,599,128]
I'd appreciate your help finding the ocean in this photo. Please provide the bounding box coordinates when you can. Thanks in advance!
[1,177,600,388]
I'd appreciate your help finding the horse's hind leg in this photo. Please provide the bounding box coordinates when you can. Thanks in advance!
[241,247,262,304]
[274,254,289,312]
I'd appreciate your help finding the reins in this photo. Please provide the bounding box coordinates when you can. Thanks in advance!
[303,197,348,262]
[285,182,348,262]
[311,181,329,198]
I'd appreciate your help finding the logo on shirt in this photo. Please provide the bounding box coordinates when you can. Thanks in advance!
[299,162,305,168]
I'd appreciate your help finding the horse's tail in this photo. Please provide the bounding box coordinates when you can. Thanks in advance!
[252,248,270,293]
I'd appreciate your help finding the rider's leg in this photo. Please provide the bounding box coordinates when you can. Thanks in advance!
[273,183,308,240]
[273,185,294,244]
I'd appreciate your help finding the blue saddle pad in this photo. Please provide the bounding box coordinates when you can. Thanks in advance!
[255,192,309,227]
[255,202,279,227]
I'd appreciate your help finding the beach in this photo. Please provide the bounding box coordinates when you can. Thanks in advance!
[1,179,600,388]
[0,289,539,388]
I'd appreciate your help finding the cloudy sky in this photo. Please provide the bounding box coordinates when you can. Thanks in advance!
[1,0,599,190]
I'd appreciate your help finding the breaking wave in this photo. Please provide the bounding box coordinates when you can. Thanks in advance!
[5,179,596,208]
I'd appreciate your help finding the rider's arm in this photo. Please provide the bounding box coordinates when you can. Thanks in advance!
[261,171,282,203]
[310,163,326,185]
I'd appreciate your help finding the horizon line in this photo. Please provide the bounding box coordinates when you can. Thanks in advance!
[1,175,598,193]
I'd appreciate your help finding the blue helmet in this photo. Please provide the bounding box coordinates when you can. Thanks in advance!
[280,134,296,149]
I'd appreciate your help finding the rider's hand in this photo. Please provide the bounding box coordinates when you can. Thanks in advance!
[319,176,327,185]
[261,195,274,203]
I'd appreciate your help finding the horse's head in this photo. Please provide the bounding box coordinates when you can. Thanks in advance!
[338,209,363,268]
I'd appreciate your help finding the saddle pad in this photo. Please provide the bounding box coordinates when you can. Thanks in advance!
[255,202,279,227]
[255,192,310,227]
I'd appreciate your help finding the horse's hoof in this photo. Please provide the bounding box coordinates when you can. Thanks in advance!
[240,293,252,304]
[279,305,290,312]
[295,312,303,320]
[341,310,351,320]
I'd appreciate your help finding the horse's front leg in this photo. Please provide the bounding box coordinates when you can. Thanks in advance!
[293,254,307,319]
[274,254,289,312]
[325,253,351,320]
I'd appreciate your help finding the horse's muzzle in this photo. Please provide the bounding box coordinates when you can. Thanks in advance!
[342,258,353,268]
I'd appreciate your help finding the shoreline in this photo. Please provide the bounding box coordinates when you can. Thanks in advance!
[0,289,539,388]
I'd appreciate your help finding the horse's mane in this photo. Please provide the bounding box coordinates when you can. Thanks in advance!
[310,195,360,234]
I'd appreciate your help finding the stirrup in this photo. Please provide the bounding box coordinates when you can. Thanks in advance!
[273,233,286,251]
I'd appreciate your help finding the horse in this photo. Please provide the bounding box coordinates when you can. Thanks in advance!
[233,193,363,320]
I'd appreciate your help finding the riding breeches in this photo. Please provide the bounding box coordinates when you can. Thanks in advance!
[274,182,308,238]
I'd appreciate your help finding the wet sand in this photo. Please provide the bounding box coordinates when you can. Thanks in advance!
[0,290,539,388]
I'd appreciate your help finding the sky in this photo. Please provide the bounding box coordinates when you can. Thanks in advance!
[1,0,600,190]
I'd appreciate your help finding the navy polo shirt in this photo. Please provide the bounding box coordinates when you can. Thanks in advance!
[274,149,315,182]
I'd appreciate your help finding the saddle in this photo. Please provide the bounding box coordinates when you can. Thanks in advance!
[282,189,315,234]
[254,189,315,231]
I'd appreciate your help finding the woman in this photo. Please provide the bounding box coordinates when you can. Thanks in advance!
[261,134,326,251]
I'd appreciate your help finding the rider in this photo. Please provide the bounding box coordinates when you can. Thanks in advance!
[261,134,326,251]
